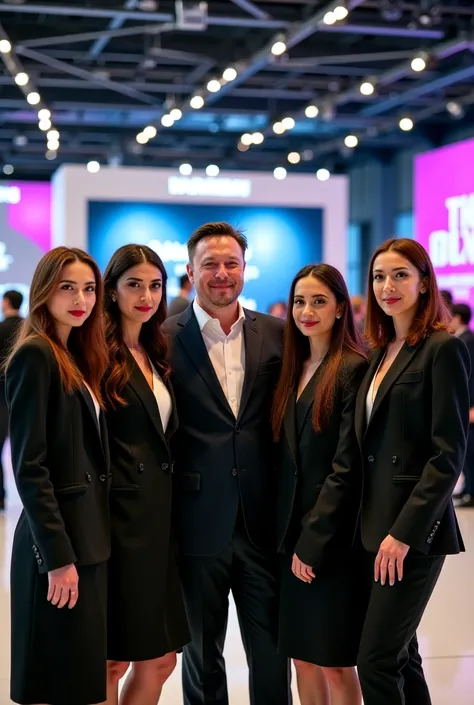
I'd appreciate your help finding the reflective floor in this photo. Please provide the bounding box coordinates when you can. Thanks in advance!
[0,454,473,704]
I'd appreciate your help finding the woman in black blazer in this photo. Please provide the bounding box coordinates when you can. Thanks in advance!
[103,245,189,705]
[272,264,368,705]
[355,238,469,705]
[5,247,110,705]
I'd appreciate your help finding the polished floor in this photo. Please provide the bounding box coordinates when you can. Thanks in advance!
[0,455,473,704]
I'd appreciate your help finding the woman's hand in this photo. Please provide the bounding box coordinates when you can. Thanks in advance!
[374,535,410,586]
[47,563,79,609]
[292,554,315,583]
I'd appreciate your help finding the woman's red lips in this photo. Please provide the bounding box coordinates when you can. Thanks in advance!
[302,321,317,327]
[69,310,86,317]
[135,306,153,312]
[384,298,401,305]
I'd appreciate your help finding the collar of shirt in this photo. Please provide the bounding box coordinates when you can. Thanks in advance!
[193,298,245,338]
[454,325,468,338]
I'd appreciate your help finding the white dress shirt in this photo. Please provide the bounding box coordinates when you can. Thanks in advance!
[150,361,172,432]
[193,299,246,417]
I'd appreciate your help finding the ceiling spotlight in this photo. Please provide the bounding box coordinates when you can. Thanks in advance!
[47,129,59,141]
[411,56,426,72]
[3,164,14,176]
[45,150,57,161]
[273,121,285,135]
[170,108,182,121]
[223,67,237,82]
[252,132,264,145]
[0,40,11,54]
[305,105,319,118]
[360,81,375,96]
[344,134,359,148]
[190,95,204,109]
[13,135,27,147]
[271,40,287,56]
[288,152,301,165]
[282,117,295,130]
[323,11,336,25]
[143,125,157,139]
[47,140,60,152]
[87,160,101,174]
[206,164,220,177]
[241,133,253,146]
[14,72,29,86]
[39,119,52,131]
[161,114,174,127]
[179,163,193,176]
[136,132,149,144]
[333,5,349,21]
[238,142,249,152]
[274,167,287,180]
[446,101,464,118]
[316,168,330,182]
[207,79,221,93]
[399,117,414,131]
[27,92,41,105]
[38,108,51,120]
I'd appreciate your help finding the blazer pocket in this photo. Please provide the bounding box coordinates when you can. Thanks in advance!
[257,360,280,376]
[393,475,422,483]
[179,472,201,491]
[395,371,424,385]
[55,483,88,496]
[110,484,140,492]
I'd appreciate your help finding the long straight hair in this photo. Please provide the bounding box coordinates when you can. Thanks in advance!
[103,244,169,407]
[272,264,365,440]
[6,247,108,403]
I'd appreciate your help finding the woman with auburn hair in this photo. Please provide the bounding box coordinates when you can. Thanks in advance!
[5,247,110,705]
[273,264,369,705]
[103,245,189,705]
[355,238,469,705]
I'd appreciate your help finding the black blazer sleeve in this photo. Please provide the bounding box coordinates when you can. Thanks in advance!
[390,335,470,553]
[294,356,368,569]
[6,342,77,572]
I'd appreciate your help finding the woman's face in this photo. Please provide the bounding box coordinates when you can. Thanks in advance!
[372,251,425,320]
[292,275,342,341]
[47,261,97,331]
[114,262,163,325]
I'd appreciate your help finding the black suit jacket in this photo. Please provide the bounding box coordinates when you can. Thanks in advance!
[459,329,474,408]
[0,315,22,390]
[6,337,110,573]
[355,331,469,556]
[277,353,368,570]
[163,305,284,556]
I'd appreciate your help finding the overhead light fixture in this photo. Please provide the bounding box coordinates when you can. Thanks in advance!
[136,132,149,144]
[179,163,193,176]
[238,142,249,152]
[3,164,14,176]
[446,101,464,118]
[323,11,336,25]
[170,108,182,121]
[47,140,60,152]
[333,5,349,21]
[207,79,221,93]
[252,132,264,145]
[360,81,375,96]
[47,129,59,141]
[38,108,51,120]
[271,40,287,56]
[305,105,319,118]
[143,125,157,139]
[161,114,174,127]
[27,92,40,105]
[14,72,29,86]
[273,121,285,135]
[13,135,27,147]
[241,133,253,146]
[0,40,11,54]
[288,152,301,165]
[344,134,359,148]
[399,117,414,131]
[282,117,295,130]
[206,164,220,177]
[87,160,101,174]
[45,150,57,161]
[38,119,52,131]
[411,56,426,72]
[190,95,204,109]
[316,168,330,182]
[274,167,287,180]
[222,67,237,82]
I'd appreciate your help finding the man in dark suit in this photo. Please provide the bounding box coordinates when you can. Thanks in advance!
[163,222,290,705]
[451,302,474,508]
[0,289,23,510]
[167,273,193,318]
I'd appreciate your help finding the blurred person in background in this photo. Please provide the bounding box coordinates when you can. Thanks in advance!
[167,273,192,317]
[440,290,453,313]
[350,295,366,336]
[0,290,23,510]
[451,303,474,508]
[268,301,288,320]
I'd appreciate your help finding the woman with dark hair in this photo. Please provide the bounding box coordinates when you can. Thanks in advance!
[273,264,368,705]
[6,247,110,705]
[355,238,469,705]
[103,245,189,705]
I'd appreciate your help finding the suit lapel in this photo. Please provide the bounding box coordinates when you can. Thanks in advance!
[355,349,382,447]
[164,376,179,439]
[237,311,262,422]
[283,392,298,469]
[79,385,106,461]
[296,370,319,436]
[125,350,167,447]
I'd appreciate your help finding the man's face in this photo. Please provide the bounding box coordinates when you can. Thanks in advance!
[187,236,245,310]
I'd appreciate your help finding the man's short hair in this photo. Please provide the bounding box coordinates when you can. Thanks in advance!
[440,290,453,308]
[3,290,23,311]
[187,222,248,262]
[452,302,472,326]
[179,273,190,289]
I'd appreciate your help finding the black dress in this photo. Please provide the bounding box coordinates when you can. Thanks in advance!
[6,338,110,705]
[277,353,370,667]
[106,354,190,662]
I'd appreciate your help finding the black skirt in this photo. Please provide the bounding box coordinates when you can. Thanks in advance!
[10,520,107,705]
[278,550,370,667]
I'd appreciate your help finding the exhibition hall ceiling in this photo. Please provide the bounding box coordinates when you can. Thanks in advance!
[0,0,473,177]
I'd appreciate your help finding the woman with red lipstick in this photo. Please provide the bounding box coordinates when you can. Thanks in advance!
[5,247,110,705]
[354,238,469,705]
[273,264,368,705]
[103,245,189,705]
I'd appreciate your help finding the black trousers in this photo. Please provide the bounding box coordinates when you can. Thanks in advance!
[180,514,291,705]
[0,397,8,502]
[357,551,445,705]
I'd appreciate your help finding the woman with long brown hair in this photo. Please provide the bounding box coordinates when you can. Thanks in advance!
[355,238,469,705]
[6,247,110,705]
[103,245,189,705]
[273,264,368,705]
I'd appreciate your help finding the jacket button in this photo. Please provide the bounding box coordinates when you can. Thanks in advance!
[392,456,398,464]
[171,462,175,474]
[293,468,298,476]
[37,558,43,566]
[161,462,169,472]
[232,468,238,476]
[99,474,107,482]
[368,455,375,463]
[85,473,92,482]
[235,424,241,433]
[138,463,144,473]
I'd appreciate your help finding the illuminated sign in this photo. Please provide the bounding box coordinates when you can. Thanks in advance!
[0,186,21,204]
[168,176,252,199]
